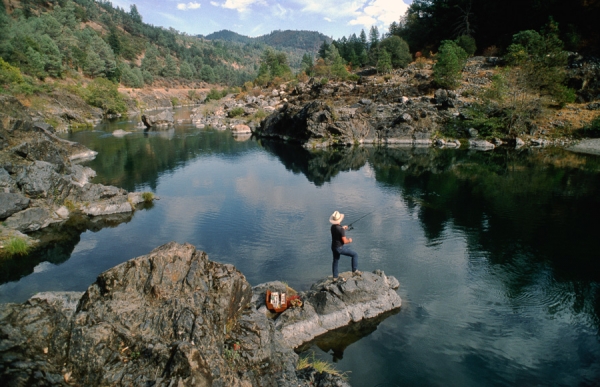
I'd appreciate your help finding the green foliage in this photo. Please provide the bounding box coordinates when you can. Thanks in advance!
[376,49,392,74]
[455,35,476,56]
[3,236,30,256]
[228,107,244,117]
[85,78,127,115]
[205,88,228,102]
[379,36,412,68]
[433,40,468,89]
[119,63,144,88]
[255,48,292,86]
[505,21,571,105]
[141,192,154,202]
[583,116,600,133]
[170,97,180,107]
[0,58,24,86]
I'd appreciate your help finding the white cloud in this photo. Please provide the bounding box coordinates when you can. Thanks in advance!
[213,0,267,12]
[293,0,409,30]
[324,17,332,22]
[177,2,201,10]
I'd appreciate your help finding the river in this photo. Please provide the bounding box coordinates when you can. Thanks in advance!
[1,109,599,386]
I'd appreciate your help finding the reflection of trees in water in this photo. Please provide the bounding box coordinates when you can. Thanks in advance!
[68,128,257,192]
[258,140,369,186]
[263,143,600,327]
[0,208,145,285]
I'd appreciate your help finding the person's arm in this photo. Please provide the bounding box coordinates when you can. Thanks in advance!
[341,225,352,244]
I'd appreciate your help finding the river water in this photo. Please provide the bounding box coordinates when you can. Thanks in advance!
[1,109,600,386]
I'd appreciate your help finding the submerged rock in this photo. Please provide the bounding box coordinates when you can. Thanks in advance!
[0,242,401,386]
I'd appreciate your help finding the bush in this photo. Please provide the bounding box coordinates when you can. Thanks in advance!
[0,58,24,87]
[433,40,468,89]
[85,78,127,115]
[505,22,569,102]
[205,88,227,102]
[228,107,244,117]
[455,35,477,57]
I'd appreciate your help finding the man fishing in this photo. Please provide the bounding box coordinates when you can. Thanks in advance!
[329,210,361,282]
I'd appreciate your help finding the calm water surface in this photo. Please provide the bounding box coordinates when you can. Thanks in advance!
[1,109,600,386]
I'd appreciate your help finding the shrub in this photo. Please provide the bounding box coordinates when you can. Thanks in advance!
[0,58,24,87]
[433,40,468,89]
[85,78,127,115]
[170,97,180,107]
[205,88,227,102]
[228,107,244,118]
[455,35,477,57]
[505,22,569,102]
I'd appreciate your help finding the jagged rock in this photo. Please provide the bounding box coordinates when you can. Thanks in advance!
[531,138,550,147]
[0,242,356,387]
[141,110,175,128]
[0,192,30,219]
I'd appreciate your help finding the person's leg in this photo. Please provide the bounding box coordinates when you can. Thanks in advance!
[331,249,341,278]
[339,245,358,272]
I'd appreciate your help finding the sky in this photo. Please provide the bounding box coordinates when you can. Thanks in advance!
[108,0,412,39]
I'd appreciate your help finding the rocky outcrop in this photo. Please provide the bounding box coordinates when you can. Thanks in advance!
[0,97,151,244]
[141,109,175,128]
[0,242,400,386]
[253,271,401,349]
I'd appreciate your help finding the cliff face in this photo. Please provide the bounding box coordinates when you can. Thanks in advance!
[0,242,402,387]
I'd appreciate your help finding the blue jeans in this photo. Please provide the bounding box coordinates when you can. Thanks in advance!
[332,245,358,278]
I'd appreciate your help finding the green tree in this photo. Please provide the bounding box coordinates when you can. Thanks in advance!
[433,40,468,89]
[179,60,194,79]
[455,35,476,56]
[505,20,572,105]
[108,28,122,56]
[301,53,313,74]
[161,54,178,78]
[376,49,392,74]
[380,36,412,68]
[141,44,161,76]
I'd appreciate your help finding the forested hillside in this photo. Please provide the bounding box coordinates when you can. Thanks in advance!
[203,29,332,70]
[0,0,275,88]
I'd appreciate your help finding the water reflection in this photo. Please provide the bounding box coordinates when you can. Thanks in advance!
[1,115,599,385]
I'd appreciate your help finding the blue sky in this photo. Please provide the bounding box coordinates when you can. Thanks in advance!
[108,0,412,39]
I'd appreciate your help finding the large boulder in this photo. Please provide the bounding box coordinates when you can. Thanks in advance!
[141,110,175,128]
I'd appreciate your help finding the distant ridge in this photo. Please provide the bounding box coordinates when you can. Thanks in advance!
[202,29,333,52]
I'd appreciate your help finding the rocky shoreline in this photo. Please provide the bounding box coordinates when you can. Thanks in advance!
[0,95,154,253]
[0,242,401,387]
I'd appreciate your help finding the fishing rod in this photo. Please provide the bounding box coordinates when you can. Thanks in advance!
[346,210,376,230]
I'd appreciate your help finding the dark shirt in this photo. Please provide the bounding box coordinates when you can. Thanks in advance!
[331,224,345,249]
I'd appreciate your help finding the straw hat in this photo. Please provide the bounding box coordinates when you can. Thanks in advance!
[329,211,344,225]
